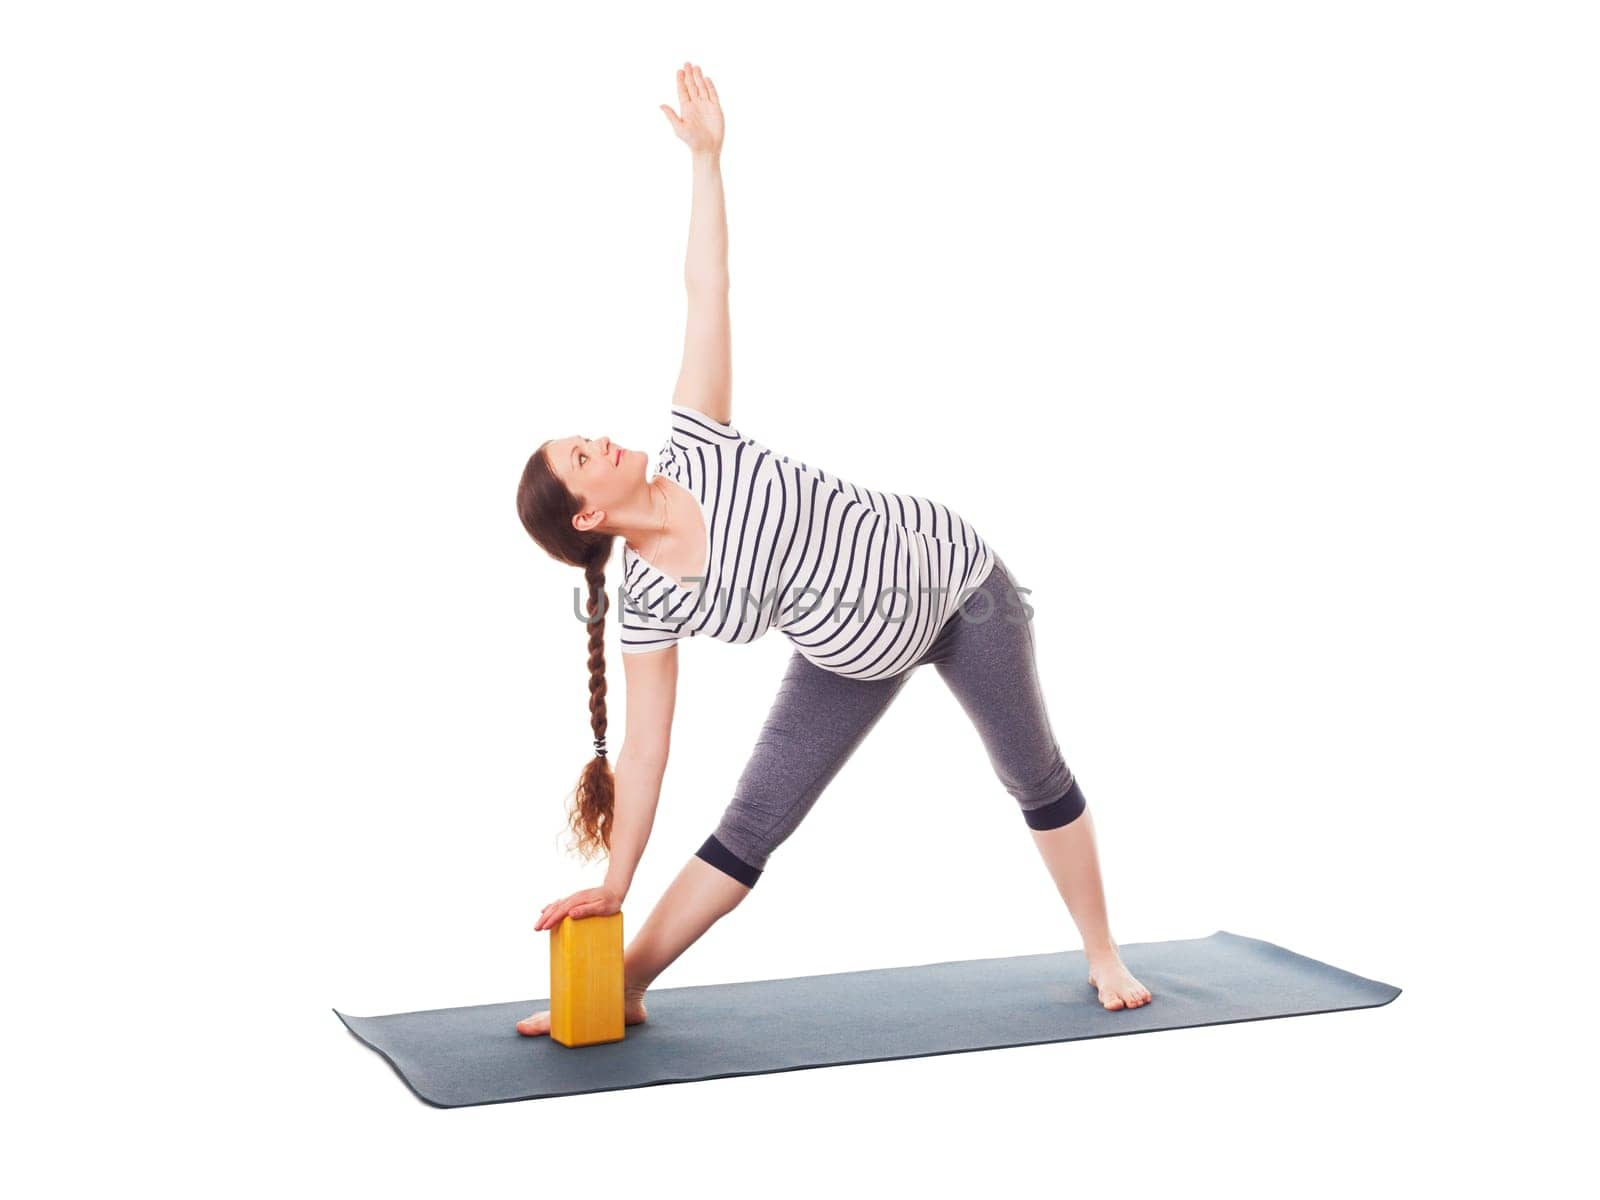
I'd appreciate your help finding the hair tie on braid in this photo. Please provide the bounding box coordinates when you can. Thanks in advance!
[593,737,608,759]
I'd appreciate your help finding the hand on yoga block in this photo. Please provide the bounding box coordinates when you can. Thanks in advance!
[533,884,623,932]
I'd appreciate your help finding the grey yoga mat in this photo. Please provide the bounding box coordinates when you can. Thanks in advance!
[335,929,1400,1108]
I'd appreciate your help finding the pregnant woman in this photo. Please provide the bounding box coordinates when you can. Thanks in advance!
[513,64,1151,1032]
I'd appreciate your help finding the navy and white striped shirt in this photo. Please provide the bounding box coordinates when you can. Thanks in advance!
[618,405,996,680]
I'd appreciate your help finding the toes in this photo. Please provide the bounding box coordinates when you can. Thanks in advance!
[1112,985,1149,1009]
[1089,966,1155,1010]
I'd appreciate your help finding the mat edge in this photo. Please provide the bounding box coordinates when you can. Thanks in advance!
[334,1007,456,1110]
[1208,930,1403,998]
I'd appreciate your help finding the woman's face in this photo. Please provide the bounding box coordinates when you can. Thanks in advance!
[547,431,645,534]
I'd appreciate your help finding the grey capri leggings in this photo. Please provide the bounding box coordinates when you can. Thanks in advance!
[694,553,1086,888]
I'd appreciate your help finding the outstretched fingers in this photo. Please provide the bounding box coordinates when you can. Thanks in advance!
[682,61,715,104]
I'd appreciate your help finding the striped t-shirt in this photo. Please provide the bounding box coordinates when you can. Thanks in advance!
[617,405,996,681]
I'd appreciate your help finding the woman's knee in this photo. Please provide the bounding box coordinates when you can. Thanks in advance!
[695,832,765,888]
[1018,776,1087,831]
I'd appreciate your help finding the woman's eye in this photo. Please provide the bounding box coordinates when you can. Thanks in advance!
[578,453,587,465]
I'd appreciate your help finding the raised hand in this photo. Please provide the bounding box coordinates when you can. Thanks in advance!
[660,61,724,156]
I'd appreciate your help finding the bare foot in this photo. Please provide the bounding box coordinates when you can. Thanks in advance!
[516,987,649,1036]
[1086,948,1153,1011]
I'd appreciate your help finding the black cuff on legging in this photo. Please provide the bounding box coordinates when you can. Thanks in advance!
[696,834,764,887]
[1022,777,1087,831]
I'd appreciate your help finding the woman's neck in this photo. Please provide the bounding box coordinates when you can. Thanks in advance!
[620,478,674,556]
[624,477,705,583]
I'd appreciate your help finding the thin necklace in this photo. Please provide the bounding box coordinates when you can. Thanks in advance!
[646,481,670,563]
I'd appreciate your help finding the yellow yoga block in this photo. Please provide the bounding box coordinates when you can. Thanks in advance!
[548,911,625,1048]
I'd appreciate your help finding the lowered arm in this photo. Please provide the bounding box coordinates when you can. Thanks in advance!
[602,641,679,899]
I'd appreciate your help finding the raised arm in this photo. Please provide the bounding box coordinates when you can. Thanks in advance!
[659,62,731,426]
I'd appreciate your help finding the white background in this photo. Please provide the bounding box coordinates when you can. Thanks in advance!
[4,1,1594,1194]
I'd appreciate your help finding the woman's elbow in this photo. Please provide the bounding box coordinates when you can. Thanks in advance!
[685,271,730,294]
[620,739,670,774]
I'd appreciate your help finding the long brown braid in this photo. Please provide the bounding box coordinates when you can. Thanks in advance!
[516,441,616,862]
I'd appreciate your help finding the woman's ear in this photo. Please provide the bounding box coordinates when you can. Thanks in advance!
[572,507,605,535]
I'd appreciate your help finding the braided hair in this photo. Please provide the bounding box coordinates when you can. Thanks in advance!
[516,441,615,862]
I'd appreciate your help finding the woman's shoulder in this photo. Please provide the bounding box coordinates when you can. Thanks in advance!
[670,403,743,444]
